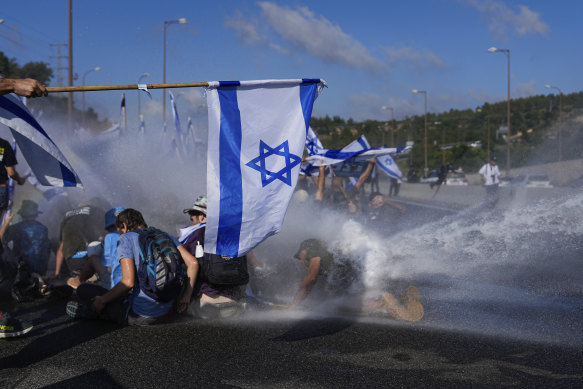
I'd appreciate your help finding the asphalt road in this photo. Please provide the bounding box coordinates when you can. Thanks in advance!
[1,196,582,388]
[1,294,582,388]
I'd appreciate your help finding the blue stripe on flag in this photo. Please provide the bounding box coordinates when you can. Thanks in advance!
[0,96,52,141]
[357,137,368,149]
[59,163,77,186]
[299,83,318,134]
[216,87,243,257]
[219,81,241,87]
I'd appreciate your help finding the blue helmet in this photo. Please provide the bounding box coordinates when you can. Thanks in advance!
[105,206,126,229]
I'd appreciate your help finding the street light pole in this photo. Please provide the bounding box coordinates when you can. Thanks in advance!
[138,72,150,122]
[488,47,511,175]
[81,66,101,128]
[412,89,428,175]
[163,18,187,131]
[545,84,563,162]
[381,106,394,147]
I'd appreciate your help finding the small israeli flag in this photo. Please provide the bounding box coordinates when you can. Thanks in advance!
[376,153,402,179]
[0,94,82,187]
[205,79,326,257]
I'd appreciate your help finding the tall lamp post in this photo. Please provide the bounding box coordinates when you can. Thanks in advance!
[163,18,187,131]
[381,106,394,147]
[488,47,511,175]
[545,84,563,162]
[138,72,150,121]
[81,66,101,128]
[412,89,428,175]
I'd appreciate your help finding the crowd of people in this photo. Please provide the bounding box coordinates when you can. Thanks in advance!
[0,77,421,339]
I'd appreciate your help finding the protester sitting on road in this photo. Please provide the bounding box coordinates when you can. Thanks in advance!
[54,200,105,279]
[66,209,199,325]
[66,207,126,290]
[179,196,264,318]
[286,239,424,322]
[1,200,51,276]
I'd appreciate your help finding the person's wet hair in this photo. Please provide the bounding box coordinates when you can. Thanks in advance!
[368,192,383,202]
[115,208,147,231]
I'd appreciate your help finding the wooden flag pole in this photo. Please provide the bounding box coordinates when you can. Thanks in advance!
[46,82,209,93]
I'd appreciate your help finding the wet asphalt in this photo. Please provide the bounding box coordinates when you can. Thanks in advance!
[1,197,582,388]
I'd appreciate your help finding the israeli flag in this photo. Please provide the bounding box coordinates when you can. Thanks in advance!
[300,126,327,176]
[168,91,183,147]
[376,153,402,179]
[205,79,326,257]
[0,94,82,187]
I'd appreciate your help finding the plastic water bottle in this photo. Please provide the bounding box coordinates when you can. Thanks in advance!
[195,241,204,259]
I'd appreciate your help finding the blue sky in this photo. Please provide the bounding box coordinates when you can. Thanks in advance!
[1,0,581,130]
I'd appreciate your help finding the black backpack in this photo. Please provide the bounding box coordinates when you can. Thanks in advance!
[137,227,186,302]
[202,253,249,286]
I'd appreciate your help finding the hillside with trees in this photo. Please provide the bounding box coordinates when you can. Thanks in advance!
[311,91,583,174]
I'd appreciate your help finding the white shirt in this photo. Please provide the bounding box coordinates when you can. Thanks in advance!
[479,163,500,186]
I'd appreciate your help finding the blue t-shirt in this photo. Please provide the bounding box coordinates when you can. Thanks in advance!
[117,231,178,319]
[101,232,121,289]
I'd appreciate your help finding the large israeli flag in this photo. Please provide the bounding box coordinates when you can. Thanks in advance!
[0,94,82,187]
[205,79,326,257]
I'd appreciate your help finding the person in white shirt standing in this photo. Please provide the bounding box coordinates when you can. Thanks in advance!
[479,156,501,207]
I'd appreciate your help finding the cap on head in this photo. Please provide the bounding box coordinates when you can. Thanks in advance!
[105,206,126,229]
[490,156,497,161]
[183,195,207,215]
[18,199,41,218]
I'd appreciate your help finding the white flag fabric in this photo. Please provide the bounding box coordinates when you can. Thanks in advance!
[376,153,402,179]
[205,79,325,257]
[0,94,82,187]
[305,145,409,166]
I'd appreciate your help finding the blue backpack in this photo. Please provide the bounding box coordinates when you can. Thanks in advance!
[137,227,186,302]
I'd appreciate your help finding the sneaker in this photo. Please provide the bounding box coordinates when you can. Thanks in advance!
[382,286,424,322]
[66,301,97,320]
[0,312,33,338]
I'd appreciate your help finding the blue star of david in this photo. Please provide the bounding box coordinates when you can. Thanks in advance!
[246,139,302,187]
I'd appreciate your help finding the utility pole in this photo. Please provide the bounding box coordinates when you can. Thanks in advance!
[67,0,74,135]
[49,44,68,87]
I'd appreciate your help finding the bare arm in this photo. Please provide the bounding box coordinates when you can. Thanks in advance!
[0,212,14,240]
[384,197,406,214]
[0,78,48,97]
[288,257,321,310]
[354,159,376,191]
[5,166,27,185]
[314,166,326,201]
[175,245,199,313]
[54,241,64,276]
[92,257,135,313]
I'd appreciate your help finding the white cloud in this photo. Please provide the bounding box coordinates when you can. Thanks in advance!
[257,2,384,71]
[464,0,550,38]
[515,80,537,98]
[382,46,447,72]
[224,14,264,45]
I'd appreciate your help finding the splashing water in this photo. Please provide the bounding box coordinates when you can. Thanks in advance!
[318,191,583,345]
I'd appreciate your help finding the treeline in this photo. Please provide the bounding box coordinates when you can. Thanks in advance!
[311,91,583,173]
[0,52,111,133]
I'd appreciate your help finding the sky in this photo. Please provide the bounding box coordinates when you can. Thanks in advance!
[1,0,581,130]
